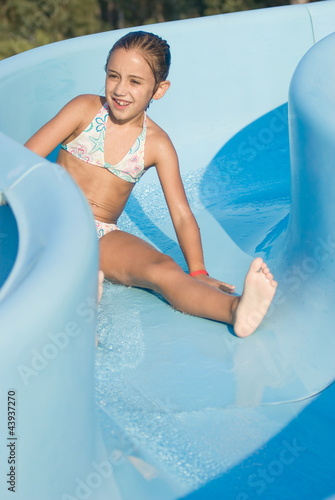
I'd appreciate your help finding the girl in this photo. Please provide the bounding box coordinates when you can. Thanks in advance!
[25,31,277,337]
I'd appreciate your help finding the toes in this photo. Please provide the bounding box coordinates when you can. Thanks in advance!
[250,258,276,285]
[260,264,274,279]
[251,257,264,271]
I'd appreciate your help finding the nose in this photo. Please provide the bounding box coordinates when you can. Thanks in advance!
[114,79,127,96]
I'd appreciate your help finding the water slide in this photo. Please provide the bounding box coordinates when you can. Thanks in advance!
[1,1,335,498]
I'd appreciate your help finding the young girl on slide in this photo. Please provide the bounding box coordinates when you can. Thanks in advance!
[25,31,277,337]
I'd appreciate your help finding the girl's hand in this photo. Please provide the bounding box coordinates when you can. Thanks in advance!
[192,273,235,294]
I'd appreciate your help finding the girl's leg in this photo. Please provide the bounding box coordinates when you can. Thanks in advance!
[99,231,277,337]
[98,270,104,302]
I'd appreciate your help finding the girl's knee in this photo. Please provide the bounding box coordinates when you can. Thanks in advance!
[155,253,180,272]
[147,254,182,287]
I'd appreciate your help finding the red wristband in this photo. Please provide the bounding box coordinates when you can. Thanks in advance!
[190,269,209,277]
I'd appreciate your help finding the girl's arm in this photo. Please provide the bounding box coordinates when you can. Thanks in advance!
[155,133,235,293]
[24,94,95,157]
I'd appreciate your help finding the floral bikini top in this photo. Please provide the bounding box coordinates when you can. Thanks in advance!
[61,102,147,183]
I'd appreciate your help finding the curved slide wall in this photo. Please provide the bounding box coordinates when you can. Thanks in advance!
[1,2,335,499]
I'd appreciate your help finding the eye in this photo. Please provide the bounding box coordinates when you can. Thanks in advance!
[131,79,141,85]
[108,73,118,79]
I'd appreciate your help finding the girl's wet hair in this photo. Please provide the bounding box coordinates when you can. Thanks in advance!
[105,31,171,87]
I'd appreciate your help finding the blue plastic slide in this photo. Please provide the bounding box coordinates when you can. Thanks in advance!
[1,1,335,499]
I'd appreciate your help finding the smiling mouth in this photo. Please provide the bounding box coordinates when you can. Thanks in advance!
[113,98,130,107]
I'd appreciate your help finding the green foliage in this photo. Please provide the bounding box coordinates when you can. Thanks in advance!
[0,0,312,60]
[0,0,104,59]
[204,0,263,15]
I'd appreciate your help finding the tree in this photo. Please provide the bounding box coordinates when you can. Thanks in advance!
[0,0,320,60]
[0,0,104,59]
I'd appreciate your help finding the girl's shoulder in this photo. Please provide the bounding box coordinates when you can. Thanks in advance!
[146,115,173,148]
[64,94,105,115]
[58,94,106,134]
[145,115,177,167]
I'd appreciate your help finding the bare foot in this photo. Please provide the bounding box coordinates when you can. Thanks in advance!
[98,270,104,303]
[233,257,277,337]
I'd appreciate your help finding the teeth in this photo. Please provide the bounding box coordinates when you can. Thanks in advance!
[115,100,128,106]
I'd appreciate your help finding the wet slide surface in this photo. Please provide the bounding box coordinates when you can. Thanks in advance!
[1,2,335,499]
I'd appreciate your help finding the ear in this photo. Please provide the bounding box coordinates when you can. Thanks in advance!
[152,80,171,101]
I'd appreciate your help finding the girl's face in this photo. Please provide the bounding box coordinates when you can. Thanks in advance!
[105,48,167,123]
